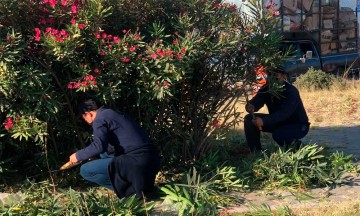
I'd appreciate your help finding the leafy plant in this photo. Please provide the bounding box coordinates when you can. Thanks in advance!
[0,180,152,215]
[252,144,355,188]
[294,67,343,90]
[160,165,247,215]
[0,0,289,180]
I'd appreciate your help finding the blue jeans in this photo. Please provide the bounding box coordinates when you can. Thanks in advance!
[80,153,114,190]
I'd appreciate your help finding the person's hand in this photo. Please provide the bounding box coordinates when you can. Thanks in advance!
[252,117,263,131]
[245,103,255,113]
[69,153,79,164]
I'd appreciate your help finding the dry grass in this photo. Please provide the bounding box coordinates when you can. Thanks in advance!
[290,201,360,216]
[233,80,360,130]
[298,80,360,127]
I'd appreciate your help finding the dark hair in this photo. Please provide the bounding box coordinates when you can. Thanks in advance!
[78,99,99,115]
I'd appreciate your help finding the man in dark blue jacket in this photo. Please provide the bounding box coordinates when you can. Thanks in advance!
[244,68,310,152]
[68,99,160,199]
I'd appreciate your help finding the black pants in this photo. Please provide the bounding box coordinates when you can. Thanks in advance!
[244,113,309,151]
[108,146,161,200]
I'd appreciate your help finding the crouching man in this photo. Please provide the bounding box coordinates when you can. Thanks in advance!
[68,99,161,199]
[244,67,310,152]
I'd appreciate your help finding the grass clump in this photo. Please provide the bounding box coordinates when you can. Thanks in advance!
[251,145,356,189]
[294,67,344,90]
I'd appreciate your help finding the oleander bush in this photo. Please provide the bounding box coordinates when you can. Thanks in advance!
[0,0,286,178]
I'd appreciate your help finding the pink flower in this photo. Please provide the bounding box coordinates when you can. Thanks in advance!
[101,32,107,39]
[34,28,41,35]
[71,5,77,14]
[177,53,183,59]
[61,0,67,6]
[151,53,157,60]
[213,3,220,8]
[3,117,14,131]
[95,33,101,39]
[229,5,237,12]
[172,40,178,45]
[123,57,131,63]
[51,29,58,35]
[167,50,173,57]
[84,75,95,81]
[39,18,46,25]
[78,24,85,29]
[60,29,68,36]
[99,50,105,56]
[163,81,169,88]
[81,81,87,86]
[273,10,280,16]
[106,35,113,40]
[181,47,186,53]
[73,82,80,89]
[49,0,57,8]
[67,82,74,89]
[212,120,220,128]
[113,36,120,43]
[129,46,136,52]
[71,19,76,24]
[34,36,41,41]
[93,68,100,73]
[122,29,127,34]
[156,49,166,57]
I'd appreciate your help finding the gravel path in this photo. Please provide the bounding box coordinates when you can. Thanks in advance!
[303,122,360,159]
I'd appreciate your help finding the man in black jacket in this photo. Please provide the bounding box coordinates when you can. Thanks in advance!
[68,99,160,199]
[244,68,310,152]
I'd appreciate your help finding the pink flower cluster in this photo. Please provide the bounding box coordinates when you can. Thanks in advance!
[150,46,186,60]
[67,75,97,89]
[34,28,41,41]
[45,27,70,42]
[34,0,82,41]
[3,117,14,131]
[43,0,77,12]
[264,0,280,17]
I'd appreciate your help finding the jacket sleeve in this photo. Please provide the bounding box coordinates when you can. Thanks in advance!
[75,119,109,161]
[249,92,265,112]
[262,87,300,126]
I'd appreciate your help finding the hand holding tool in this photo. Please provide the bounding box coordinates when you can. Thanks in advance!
[243,88,262,131]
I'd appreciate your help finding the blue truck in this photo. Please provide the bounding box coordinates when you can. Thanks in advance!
[277,0,360,81]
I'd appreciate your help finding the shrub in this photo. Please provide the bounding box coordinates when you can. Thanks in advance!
[0,0,287,180]
[294,67,343,90]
